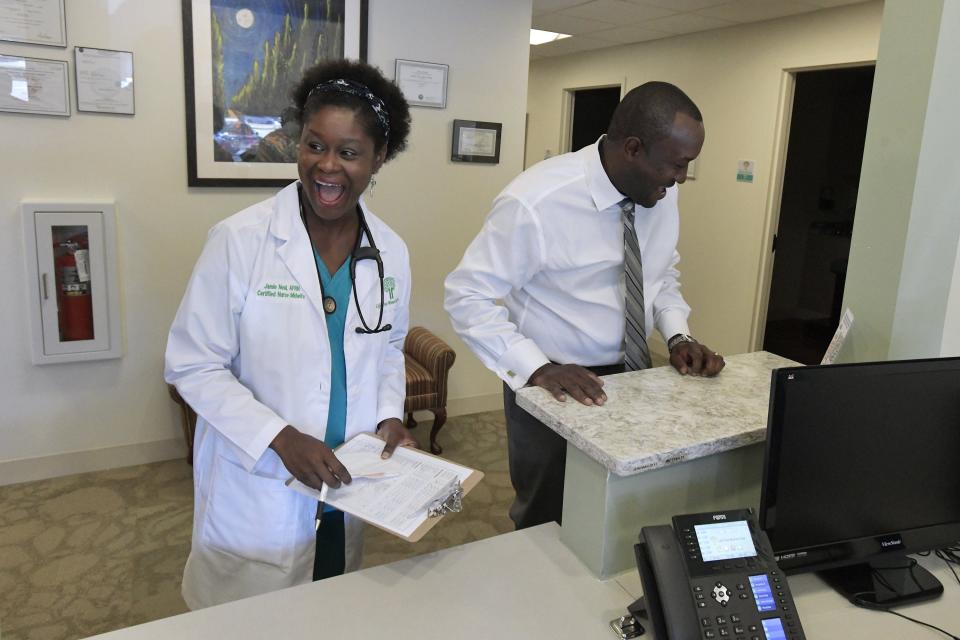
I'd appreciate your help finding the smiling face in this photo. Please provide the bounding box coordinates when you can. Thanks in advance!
[616,112,704,208]
[297,105,386,223]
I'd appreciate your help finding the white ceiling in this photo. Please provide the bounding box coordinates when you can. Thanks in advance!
[530,0,871,59]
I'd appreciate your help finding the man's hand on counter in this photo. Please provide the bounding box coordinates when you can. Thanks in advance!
[529,363,607,406]
[670,342,725,377]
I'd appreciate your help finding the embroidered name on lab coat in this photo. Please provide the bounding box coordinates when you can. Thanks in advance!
[256,282,305,300]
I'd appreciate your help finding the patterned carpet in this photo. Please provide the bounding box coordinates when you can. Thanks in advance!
[0,410,513,640]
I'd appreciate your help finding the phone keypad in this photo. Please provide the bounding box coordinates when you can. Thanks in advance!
[690,571,804,640]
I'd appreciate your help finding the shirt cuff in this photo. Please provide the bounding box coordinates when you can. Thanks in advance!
[657,309,692,346]
[496,338,551,391]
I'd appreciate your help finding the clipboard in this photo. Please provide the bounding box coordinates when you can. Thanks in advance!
[285,433,483,543]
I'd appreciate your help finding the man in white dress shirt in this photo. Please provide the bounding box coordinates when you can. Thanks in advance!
[444,82,725,529]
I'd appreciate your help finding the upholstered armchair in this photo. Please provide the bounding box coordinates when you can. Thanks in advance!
[403,326,456,454]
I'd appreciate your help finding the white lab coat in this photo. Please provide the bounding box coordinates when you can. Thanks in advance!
[164,182,410,609]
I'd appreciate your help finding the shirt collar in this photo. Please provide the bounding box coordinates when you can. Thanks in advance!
[584,136,629,213]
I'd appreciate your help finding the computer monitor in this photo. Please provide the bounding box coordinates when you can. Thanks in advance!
[759,357,960,607]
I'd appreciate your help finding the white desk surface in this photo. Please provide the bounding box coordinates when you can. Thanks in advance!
[85,524,960,640]
[85,524,632,640]
[515,351,798,476]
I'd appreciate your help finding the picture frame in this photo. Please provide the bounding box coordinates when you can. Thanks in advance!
[0,0,67,48]
[395,58,447,109]
[0,54,70,117]
[451,119,502,164]
[181,0,369,188]
[74,47,135,115]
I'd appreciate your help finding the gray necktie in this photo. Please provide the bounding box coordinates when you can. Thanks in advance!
[621,198,651,371]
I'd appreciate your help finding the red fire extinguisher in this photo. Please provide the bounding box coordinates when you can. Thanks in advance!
[55,236,95,342]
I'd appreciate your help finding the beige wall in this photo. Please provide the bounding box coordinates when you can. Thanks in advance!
[839,0,960,362]
[0,0,530,483]
[526,1,883,357]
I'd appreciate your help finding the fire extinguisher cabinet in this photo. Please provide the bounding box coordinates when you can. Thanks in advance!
[21,202,122,364]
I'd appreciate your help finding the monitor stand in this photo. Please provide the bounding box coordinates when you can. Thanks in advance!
[818,555,944,608]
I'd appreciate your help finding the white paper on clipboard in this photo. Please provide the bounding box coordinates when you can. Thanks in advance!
[285,433,479,539]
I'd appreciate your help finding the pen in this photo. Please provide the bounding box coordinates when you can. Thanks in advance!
[352,471,400,479]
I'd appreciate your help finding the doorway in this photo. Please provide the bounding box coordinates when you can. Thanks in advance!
[570,86,621,152]
[762,65,875,365]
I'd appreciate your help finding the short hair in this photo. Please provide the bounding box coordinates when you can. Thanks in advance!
[291,59,412,161]
[607,81,702,144]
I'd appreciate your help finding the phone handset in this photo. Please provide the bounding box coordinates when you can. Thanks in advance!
[635,525,702,639]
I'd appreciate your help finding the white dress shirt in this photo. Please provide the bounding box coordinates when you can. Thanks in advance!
[444,139,691,390]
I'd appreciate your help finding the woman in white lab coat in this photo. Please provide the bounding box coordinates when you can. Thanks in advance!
[165,59,415,609]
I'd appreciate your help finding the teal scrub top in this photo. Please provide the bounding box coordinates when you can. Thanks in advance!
[316,252,351,447]
[316,253,351,513]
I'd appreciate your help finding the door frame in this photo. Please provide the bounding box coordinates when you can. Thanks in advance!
[559,80,625,156]
[749,60,876,351]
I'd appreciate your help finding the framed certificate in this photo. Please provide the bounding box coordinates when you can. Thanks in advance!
[75,47,135,115]
[0,54,70,116]
[395,59,447,109]
[451,119,501,164]
[0,0,66,47]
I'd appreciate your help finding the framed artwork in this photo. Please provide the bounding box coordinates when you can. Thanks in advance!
[181,0,368,187]
[451,119,501,164]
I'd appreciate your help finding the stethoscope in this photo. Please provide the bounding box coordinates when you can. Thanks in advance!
[298,183,391,335]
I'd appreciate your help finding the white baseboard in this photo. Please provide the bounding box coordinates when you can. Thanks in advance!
[4,395,504,487]
[448,391,503,416]
[409,391,503,423]
[0,438,187,487]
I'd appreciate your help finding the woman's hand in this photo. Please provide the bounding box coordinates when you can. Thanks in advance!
[269,425,352,490]
[376,418,419,459]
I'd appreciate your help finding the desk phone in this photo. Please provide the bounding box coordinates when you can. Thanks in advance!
[634,508,805,640]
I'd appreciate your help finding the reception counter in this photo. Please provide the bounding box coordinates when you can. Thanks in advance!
[515,351,798,578]
[85,524,959,640]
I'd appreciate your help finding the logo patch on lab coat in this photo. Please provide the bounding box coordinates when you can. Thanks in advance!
[376,276,399,309]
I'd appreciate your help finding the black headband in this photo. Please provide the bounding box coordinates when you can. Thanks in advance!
[307,78,390,143]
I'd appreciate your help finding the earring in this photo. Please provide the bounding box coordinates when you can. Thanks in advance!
[368,177,377,195]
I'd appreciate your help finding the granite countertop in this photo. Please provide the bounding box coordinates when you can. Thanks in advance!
[514,351,799,476]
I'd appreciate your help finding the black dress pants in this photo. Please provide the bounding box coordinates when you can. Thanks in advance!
[503,364,624,530]
[503,383,567,529]
[313,509,345,581]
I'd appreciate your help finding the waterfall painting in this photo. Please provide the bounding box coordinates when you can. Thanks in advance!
[182,0,367,186]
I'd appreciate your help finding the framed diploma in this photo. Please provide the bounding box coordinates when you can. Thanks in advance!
[181,0,369,187]
[451,119,502,164]
[395,59,447,109]
[0,54,69,117]
[75,47,135,115]
[0,0,66,47]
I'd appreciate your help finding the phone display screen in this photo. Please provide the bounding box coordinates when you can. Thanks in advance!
[761,617,787,640]
[749,574,777,612]
[694,520,757,561]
